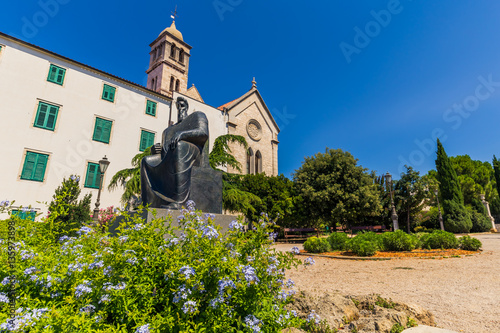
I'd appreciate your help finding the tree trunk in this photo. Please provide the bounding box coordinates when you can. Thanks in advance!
[407,205,411,233]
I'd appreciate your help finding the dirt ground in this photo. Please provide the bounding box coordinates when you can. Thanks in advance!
[273,233,500,333]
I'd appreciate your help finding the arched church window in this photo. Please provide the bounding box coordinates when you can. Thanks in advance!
[175,79,180,92]
[247,148,254,174]
[151,78,155,90]
[170,44,176,58]
[179,49,184,64]
[255,151,262,174]
[170,76,175,91]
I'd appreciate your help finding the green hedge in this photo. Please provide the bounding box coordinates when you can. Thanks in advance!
[303,236,330,253]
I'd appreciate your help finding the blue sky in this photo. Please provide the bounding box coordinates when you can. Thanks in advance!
[2,0,500,179]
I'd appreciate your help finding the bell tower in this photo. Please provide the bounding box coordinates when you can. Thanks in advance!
[146,14,192,98]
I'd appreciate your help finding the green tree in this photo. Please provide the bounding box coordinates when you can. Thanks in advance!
[394,166,429,233]
[450,155,498,213]
[222,173,262,217]
[293,148,382,229]
[47,175,92,238]
[435,139,472,233]
[209,134,248,172]
[233,173,297,226]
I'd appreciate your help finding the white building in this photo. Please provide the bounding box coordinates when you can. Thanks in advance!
[0,20,279,219]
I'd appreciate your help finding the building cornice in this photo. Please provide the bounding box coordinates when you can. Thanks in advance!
[0,31,172,102]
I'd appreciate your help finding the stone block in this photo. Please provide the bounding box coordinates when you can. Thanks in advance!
[109,209,238,236]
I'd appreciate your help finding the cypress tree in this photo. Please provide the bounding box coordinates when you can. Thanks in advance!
[435,139,472,233]
[493,155,500,196]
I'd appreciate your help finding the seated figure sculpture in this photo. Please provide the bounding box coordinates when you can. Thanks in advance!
[141,97,221,212]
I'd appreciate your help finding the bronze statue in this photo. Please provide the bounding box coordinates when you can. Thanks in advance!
[140,97,222,213]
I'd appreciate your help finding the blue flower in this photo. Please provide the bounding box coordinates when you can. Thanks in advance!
[0,292,9,303]
[229,220,244,231]
[20,250,36,261]
[75,280,92,298]
[0,200,10,207]
[99,294,111,303]
[201,225,219,240]
[186,200,196,211]
[119,235,129,243]
[173,285,191,303]
[89,260,104,270]
[240,265,259,284]
[79,304,96,315]
[304,257,315,266]
[23,266,37,276]
[307,310,321,325]
[179,266,196,279]
[104,266,113,276]
[290,247,300,254]
[182,300,197,314]
[244,315,261,332]
[218,278,236,294]
[135,324,150,333]
[126,257,138,265]
[133,223,145,231]
[76,226,93,236]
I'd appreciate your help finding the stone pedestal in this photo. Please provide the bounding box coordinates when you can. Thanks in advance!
[109,209,238,236]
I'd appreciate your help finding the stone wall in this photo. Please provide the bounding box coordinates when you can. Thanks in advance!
[226,95,278,176]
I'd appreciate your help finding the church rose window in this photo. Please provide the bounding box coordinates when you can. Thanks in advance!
[247,119,262,141]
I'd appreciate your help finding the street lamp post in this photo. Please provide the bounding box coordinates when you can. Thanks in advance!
[384,172,399,231]
[93,155,110,222]
[435,189,444,231]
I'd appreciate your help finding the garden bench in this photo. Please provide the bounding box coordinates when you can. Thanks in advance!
[283,228,319,242]
[350,225,389,233]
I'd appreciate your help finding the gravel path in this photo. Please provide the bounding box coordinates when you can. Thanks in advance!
[274,234,500,333]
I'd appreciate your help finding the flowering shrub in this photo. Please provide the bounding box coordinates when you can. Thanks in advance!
[94,206,119,232]
[0,203,314,332]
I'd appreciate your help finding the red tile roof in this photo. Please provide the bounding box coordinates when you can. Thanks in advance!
[217,99,238,111]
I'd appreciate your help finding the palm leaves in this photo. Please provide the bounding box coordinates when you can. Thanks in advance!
[108,147,151,205]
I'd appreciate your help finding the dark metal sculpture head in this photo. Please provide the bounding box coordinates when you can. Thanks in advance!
[176,97,189,122]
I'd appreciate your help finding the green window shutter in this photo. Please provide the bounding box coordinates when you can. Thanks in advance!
[47,64,66,85]
[139,130,155,151]
[33,154,48,181]
[34,102,59,131]
[35,103,48,128]
[93,118,112,143]
[21,151,49,182]
[146,100,157,116]
[85,162,101,188]
[102,84,116,102]
[21,152,37,180]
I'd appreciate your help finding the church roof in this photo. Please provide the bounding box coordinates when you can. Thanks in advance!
[217,99,238,111]
[217,86,280,132]
[160,21,183,41]
[185,84,204,103]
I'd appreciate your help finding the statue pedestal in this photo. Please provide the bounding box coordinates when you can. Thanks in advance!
[109,209,239,235]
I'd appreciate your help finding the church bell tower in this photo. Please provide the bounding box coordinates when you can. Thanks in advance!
[146,15,192,98]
